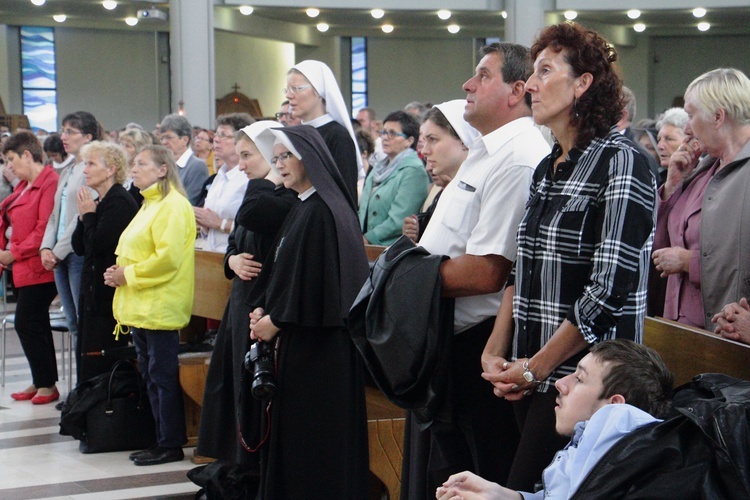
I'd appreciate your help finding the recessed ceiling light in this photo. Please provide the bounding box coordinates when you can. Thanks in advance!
[627,9,641,19]
[306,8,320,18]
[563,10,577,20]
[501,11,508,19]
[697,21,710,31]
[316,22,329,32]
[381,24,394,34]
[239,5,254,15]
[437,10,451,20]
[447,24,460,34]
[371,9,384,19]
[53,14,66,22]
[125,17,138,26]
[634,23,646,32]
[693,7,707,18]
[102,1,117,10]
[30,0,45,6]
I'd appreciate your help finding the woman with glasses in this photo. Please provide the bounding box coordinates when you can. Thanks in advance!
[192,129,215,175]
[284,60,362,201]
[358,110,429,246]
[249,125,370,499]
[40,111,101,385]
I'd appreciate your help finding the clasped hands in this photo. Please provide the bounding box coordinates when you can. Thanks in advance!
[103,265,126,287]
[249,307,280,342]
[481,353,539,401]
[712,297,750,344]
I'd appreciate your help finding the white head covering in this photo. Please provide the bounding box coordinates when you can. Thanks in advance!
[292,60,363,173]
[433,100,481,147]
[254,126,303,173]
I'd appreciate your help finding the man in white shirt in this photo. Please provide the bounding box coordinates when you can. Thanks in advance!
[436,339,674,500]
[194,113,253,253]
[159,114,208,206]
[411,43,551,495]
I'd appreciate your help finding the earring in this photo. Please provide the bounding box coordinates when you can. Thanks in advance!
[574,97,579,119]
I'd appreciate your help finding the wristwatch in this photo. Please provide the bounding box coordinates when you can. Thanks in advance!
[522,359,541,385]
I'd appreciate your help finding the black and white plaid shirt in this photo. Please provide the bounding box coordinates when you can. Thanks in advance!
[511,129,657,392]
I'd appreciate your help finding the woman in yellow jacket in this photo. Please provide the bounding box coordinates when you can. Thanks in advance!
[104,145,195,466]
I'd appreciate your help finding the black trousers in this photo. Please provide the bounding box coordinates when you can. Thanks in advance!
[403,317,520,498]
[507,389,570,491]
[15,282,59,388]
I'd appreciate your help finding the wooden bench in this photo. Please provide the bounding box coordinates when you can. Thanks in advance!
[644,316,750,386]
[178,247,406,496]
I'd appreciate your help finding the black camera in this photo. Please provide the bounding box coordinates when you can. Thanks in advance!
[244,341,276,400]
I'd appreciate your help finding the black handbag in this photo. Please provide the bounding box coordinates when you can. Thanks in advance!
[78,359,157,454]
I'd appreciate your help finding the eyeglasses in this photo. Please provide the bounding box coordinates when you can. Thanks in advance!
[275,112,291,120]
[271,151,295,165]
[214,133,235,141]
[378,129,408,139]
[282,85,312,95]
[160,134,180,142]
[61,128,82,136]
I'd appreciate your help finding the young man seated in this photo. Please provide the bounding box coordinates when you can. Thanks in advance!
[436,339,674,500]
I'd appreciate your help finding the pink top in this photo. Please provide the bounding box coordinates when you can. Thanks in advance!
[660,160,719,327]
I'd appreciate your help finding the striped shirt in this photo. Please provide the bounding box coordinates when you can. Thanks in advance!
[511,129,657,392]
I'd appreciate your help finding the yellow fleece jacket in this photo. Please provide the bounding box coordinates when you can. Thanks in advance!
[112,183,196,333]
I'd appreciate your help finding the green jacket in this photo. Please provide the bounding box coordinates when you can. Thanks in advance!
[358,150,429,246]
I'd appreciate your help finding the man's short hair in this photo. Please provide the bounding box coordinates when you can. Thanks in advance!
[160,114,192,140]
[216,112,255,132]
[480,42,533,106]
[590,340,674,418]
[358,107,376,121]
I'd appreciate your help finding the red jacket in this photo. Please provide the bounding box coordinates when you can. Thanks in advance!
[0,165,58,287]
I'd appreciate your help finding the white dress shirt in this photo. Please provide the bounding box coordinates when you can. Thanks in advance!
[202,164,248,252]
[419,116,550,333]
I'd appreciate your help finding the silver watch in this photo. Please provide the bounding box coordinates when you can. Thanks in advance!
[522,360,541,385]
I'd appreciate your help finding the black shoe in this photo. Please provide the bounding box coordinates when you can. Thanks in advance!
[133,446,184,466]
[55,401,65,411]
[129,446,157,461]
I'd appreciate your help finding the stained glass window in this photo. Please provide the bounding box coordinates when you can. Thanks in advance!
[351,37,367,115]
[21,26,58,132]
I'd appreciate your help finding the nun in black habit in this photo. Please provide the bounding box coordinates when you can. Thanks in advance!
[196,121,297,470]
[250,124,370,499]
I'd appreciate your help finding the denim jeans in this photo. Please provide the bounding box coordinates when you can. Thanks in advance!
[55,253,83,383]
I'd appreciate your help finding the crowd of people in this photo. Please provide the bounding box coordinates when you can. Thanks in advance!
[1,19,749,499]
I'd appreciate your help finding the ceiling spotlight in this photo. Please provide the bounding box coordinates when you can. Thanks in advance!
[381,24,394,34]
[627,9,641,19]
[239,5,254,15]
[125,16,138,26]
[102,0,117,10]
[633,23,646,32]
[306,8,320,18]
[693,7,707,18]
[316,22,329,32]
[371,9,384,19]
[53,14,66,22]
[697,22,710,31]
[447,24,460,34]
[30,0,45,5]
[437,10,451,20]
[563,10,578,20]
[501,11,508,19]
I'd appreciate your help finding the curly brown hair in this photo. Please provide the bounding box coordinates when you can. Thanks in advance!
[531,22,623,148]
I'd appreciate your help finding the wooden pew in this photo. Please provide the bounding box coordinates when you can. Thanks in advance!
[644,316,750,386]
[179,247,407,497]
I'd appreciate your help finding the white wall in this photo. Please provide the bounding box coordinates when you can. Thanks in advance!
[55,28,168,132]
[366,37,475,118]
[649,34,750,116]
[214,31,295,120]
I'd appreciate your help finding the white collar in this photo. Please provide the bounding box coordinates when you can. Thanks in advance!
[298,186,317,200]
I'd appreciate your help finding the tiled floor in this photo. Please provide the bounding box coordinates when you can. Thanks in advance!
[0,306,201,500]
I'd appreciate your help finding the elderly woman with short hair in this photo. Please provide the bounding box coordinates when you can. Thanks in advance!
[72,141,139,382]
[656,107,689,184]
[652,68,750,329]
[118,127,155,204]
